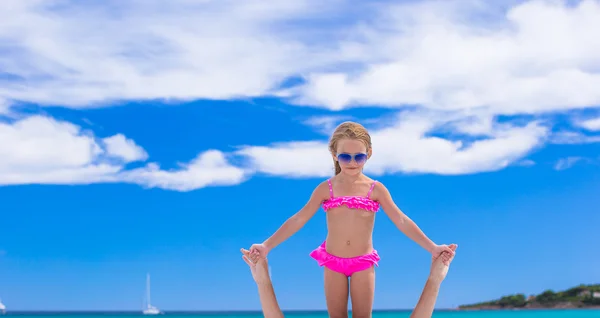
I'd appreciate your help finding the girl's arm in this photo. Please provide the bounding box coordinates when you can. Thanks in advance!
[262,181,329,251]
[373,182,437,253]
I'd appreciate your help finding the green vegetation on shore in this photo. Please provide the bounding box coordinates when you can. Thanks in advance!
[459,284,600,310]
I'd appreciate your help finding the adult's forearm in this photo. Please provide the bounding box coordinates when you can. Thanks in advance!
[257,282,284,318]
[410,278,442,318]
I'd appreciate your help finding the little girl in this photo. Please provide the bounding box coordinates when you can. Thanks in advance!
[249,121,454,318]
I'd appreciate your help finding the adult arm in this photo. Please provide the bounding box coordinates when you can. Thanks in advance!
[410,244,458,318]
[241,249,284,318]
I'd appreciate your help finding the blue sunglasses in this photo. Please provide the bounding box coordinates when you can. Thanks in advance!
[337,153,368,165]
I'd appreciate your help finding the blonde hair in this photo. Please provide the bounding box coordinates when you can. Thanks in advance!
[328,121,372,175]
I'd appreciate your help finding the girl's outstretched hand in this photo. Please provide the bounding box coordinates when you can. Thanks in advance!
[249,243,270,262]
[431,244,455,265]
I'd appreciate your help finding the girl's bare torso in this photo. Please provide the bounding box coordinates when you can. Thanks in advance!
[324,178,377,258]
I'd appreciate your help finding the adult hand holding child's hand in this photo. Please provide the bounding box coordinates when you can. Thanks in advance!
[241,248,271,285]
[249,243,270,262]
[431,244,455,265]
[429,244,457,284]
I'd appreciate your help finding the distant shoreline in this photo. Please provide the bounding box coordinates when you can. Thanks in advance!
[458,307,600,311]
[457,284,600,311]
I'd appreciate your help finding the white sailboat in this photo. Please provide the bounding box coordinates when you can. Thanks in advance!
[142,273,161,315]
[0,298,6,314]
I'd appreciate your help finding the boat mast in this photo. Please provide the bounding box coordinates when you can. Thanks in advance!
[146,273,151,307]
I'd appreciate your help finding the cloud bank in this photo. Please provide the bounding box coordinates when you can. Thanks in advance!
[1,0,600,190]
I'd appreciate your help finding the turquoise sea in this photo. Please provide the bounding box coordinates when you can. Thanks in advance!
[3,311,600,318]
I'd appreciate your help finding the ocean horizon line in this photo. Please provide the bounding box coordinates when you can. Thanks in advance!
[0,309,453,315]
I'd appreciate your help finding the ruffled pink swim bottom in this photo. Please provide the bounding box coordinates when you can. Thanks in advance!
[309,241,380,277]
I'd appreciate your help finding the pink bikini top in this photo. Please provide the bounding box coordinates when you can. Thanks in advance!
[322,179,380,213]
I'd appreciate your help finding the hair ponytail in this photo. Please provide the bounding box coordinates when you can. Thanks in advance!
[334,160,341,175]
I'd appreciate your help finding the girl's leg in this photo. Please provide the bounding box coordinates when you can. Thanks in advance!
[324,267,349,318]
[349,266,375,318]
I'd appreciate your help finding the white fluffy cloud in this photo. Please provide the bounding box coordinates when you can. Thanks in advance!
[577,117,600,131]
[549,130,600,144]
[0,0,339,107]
[102,134,148,163]
[0,116,123,185]
[238,141,332,178]
[0,116,245,190]
[120,151,246,192]
[369,117,547,175]
[291,0,600,115]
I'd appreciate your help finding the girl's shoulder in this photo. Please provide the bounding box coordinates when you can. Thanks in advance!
[366,178,391,201]
[311,179,332,200]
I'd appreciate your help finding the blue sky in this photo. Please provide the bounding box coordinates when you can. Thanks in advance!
[1,0,600,312]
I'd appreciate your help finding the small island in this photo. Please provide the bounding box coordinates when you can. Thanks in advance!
[459,284,600,310]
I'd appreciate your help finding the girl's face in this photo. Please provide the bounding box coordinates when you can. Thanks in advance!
[334,138,371,176]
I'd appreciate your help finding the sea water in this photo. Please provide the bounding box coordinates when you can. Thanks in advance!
[3,311,600,318]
